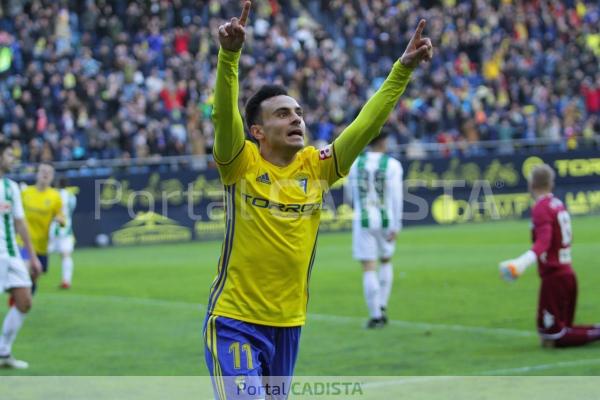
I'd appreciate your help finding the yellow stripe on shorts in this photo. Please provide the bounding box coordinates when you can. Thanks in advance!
[210,316,227,400]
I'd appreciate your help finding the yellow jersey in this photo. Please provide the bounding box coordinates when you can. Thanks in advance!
[209,49,412,326]
[20,185,63,255]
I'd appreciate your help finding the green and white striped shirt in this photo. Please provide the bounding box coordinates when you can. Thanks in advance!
[0,177,25,258]
[51,189,77,238]
[349,152,403,231]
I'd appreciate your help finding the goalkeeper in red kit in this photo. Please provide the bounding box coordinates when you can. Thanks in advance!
[499,163,600,348]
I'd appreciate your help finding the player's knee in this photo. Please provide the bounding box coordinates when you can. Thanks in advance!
[361,261,377,271]
[15,298,32,313]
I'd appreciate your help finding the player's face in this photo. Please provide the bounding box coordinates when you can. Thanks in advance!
[258,95,306,152]
[37,164,55,186]
[0,148,15,173]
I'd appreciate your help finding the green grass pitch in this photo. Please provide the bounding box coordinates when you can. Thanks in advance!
[2,215,599,376]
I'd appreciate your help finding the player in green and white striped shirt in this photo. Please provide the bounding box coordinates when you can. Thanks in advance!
[349,132,403,328]
[48,177,77,289]
[0,141,42,369]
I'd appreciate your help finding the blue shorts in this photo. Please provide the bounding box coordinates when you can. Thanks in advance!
[19,247,49,273]
[203,314,301,400]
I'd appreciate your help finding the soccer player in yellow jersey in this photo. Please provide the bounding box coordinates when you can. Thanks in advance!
[19,163,64,292]
[205,2,432,397]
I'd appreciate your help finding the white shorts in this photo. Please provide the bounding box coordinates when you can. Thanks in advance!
[48,236,75,254]
[0,256,32,292]
[352,226,397,261]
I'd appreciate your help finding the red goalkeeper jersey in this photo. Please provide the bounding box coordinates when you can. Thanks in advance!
[531,194,574,278]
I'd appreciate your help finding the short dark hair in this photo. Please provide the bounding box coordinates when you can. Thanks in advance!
[244,85,288,131]
[369,129,390,146]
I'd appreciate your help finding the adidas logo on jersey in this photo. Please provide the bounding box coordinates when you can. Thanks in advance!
[256,173,271,185]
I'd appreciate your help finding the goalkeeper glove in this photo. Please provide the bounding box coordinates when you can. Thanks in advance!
[499,250,536,281]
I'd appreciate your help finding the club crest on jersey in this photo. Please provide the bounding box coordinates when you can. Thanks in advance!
[319,145,333,160]
[295,175,309,193]
[298,178,308,193]
[256,172,271,185]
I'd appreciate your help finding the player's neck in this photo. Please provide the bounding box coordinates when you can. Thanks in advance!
[36,183,49,191]
[259,146,298,167]
[533,190,552,200]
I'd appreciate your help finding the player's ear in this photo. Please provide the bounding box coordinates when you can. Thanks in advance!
[250,125,264,141]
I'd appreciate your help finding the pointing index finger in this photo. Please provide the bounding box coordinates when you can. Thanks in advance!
[411,19,426,44]
[239,1,251,26]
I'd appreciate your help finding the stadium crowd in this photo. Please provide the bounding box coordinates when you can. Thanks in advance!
[0,0,598,164]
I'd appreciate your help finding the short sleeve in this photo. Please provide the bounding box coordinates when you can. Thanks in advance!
[310,144,344,188]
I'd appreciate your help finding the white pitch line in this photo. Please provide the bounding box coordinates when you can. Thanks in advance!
[307,312,535,337]
[42,293,534,338]
[480,357,600,375]
[362,358,600,389]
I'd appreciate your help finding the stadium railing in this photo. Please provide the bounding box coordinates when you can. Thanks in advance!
[11,135,599,178]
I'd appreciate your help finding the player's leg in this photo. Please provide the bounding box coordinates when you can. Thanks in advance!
[362,259,383,327]
[552,326,600,348]
[38,255,48,274]
[19,247,48,295]
[0,258,33,369]
[353,227,383,328]
[378,256,393,325]
[376,230,396,325]
[265,326,302,400]
[29,254,48,295]
[563,273,600,330]
[15,247,30,299]
[554,274,600,347]
[537,274,567,347]
[538,274,600,347]
[203,314,269,399]
[0,288,31,360]
[60,236,75,289]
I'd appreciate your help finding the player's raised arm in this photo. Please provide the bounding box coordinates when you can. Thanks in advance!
[212,1,251,164]
[332,20,433,175]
